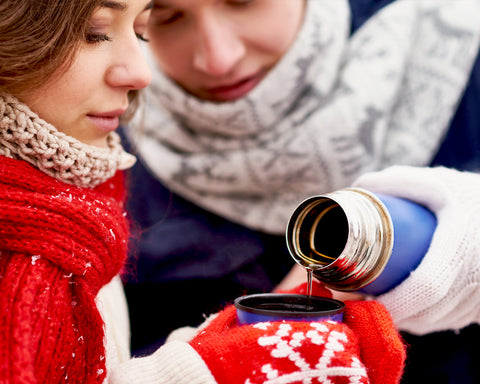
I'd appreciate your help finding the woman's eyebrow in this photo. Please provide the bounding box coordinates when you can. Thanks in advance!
[99,0,154,11]
[100,1,127,11]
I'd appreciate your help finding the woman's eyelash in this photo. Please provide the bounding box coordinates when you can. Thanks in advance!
[86,34,112,43]
[86,33,148,43]
[136,34,149,42]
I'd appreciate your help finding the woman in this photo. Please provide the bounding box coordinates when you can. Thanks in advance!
[0,0,151,381]
[122,0,480,382]
[0,1,405,383]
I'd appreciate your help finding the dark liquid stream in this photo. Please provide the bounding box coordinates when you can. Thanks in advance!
[306,268,313,310]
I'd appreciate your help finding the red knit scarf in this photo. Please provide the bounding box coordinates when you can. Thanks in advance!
[0,156,129,383]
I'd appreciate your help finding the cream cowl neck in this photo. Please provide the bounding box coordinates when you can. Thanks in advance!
[0,93,135,189]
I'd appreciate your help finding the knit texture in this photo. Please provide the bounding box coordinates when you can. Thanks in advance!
[0,156,129,383]
[343,301,405,384]
[280,282,406,384]
[108,281,405,383]
[184,279,405,384]
[109,341,218,384]
[0,93,135,189]
[354,166,480,334]
[128,0,480,234]
[191,306,370,384]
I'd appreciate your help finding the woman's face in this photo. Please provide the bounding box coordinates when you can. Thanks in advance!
[147,0,305,102]
[21,0,153,147]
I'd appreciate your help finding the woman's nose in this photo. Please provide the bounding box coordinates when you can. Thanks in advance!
[106,38,152,90]
[193,14,245,76]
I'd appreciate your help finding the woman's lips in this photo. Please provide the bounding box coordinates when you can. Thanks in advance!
[204,72,264,102]
[87,110,125,132]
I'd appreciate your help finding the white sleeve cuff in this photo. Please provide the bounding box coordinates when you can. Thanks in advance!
[109,341,217,384]
[354,166,480,334]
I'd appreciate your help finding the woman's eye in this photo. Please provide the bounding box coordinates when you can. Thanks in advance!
[86,33,112,43]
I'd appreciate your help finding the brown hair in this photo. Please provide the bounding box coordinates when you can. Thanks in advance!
[0,0,102,96]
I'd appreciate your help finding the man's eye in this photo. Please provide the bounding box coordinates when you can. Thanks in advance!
[149,10,183,26]
[227,0,254,6]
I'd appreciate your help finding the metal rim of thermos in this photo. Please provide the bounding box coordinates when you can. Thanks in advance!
[286,188,394,291]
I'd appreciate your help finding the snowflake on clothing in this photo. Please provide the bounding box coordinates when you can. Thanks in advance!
[245,322,369,384]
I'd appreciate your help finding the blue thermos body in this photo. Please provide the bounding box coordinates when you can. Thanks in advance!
[286,188,437,295]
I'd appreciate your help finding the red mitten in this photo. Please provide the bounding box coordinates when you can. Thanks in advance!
[279,281,406,384]
[343,300,405,384]
[190,281,405,384]
[191,306,366,384]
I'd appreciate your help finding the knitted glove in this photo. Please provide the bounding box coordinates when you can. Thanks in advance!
[354,165,480,334]
[190,282,405,384]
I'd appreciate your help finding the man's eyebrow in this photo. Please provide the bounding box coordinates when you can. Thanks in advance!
[144,1,154,11]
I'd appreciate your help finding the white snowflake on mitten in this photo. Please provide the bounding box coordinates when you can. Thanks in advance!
[245,322,369,384]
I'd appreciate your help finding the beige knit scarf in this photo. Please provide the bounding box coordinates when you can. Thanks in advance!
[0,93,135,188]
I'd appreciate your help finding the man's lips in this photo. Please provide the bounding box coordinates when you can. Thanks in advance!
[203,72,265,101]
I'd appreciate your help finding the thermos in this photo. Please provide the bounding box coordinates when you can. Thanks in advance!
[286,188,437,295]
